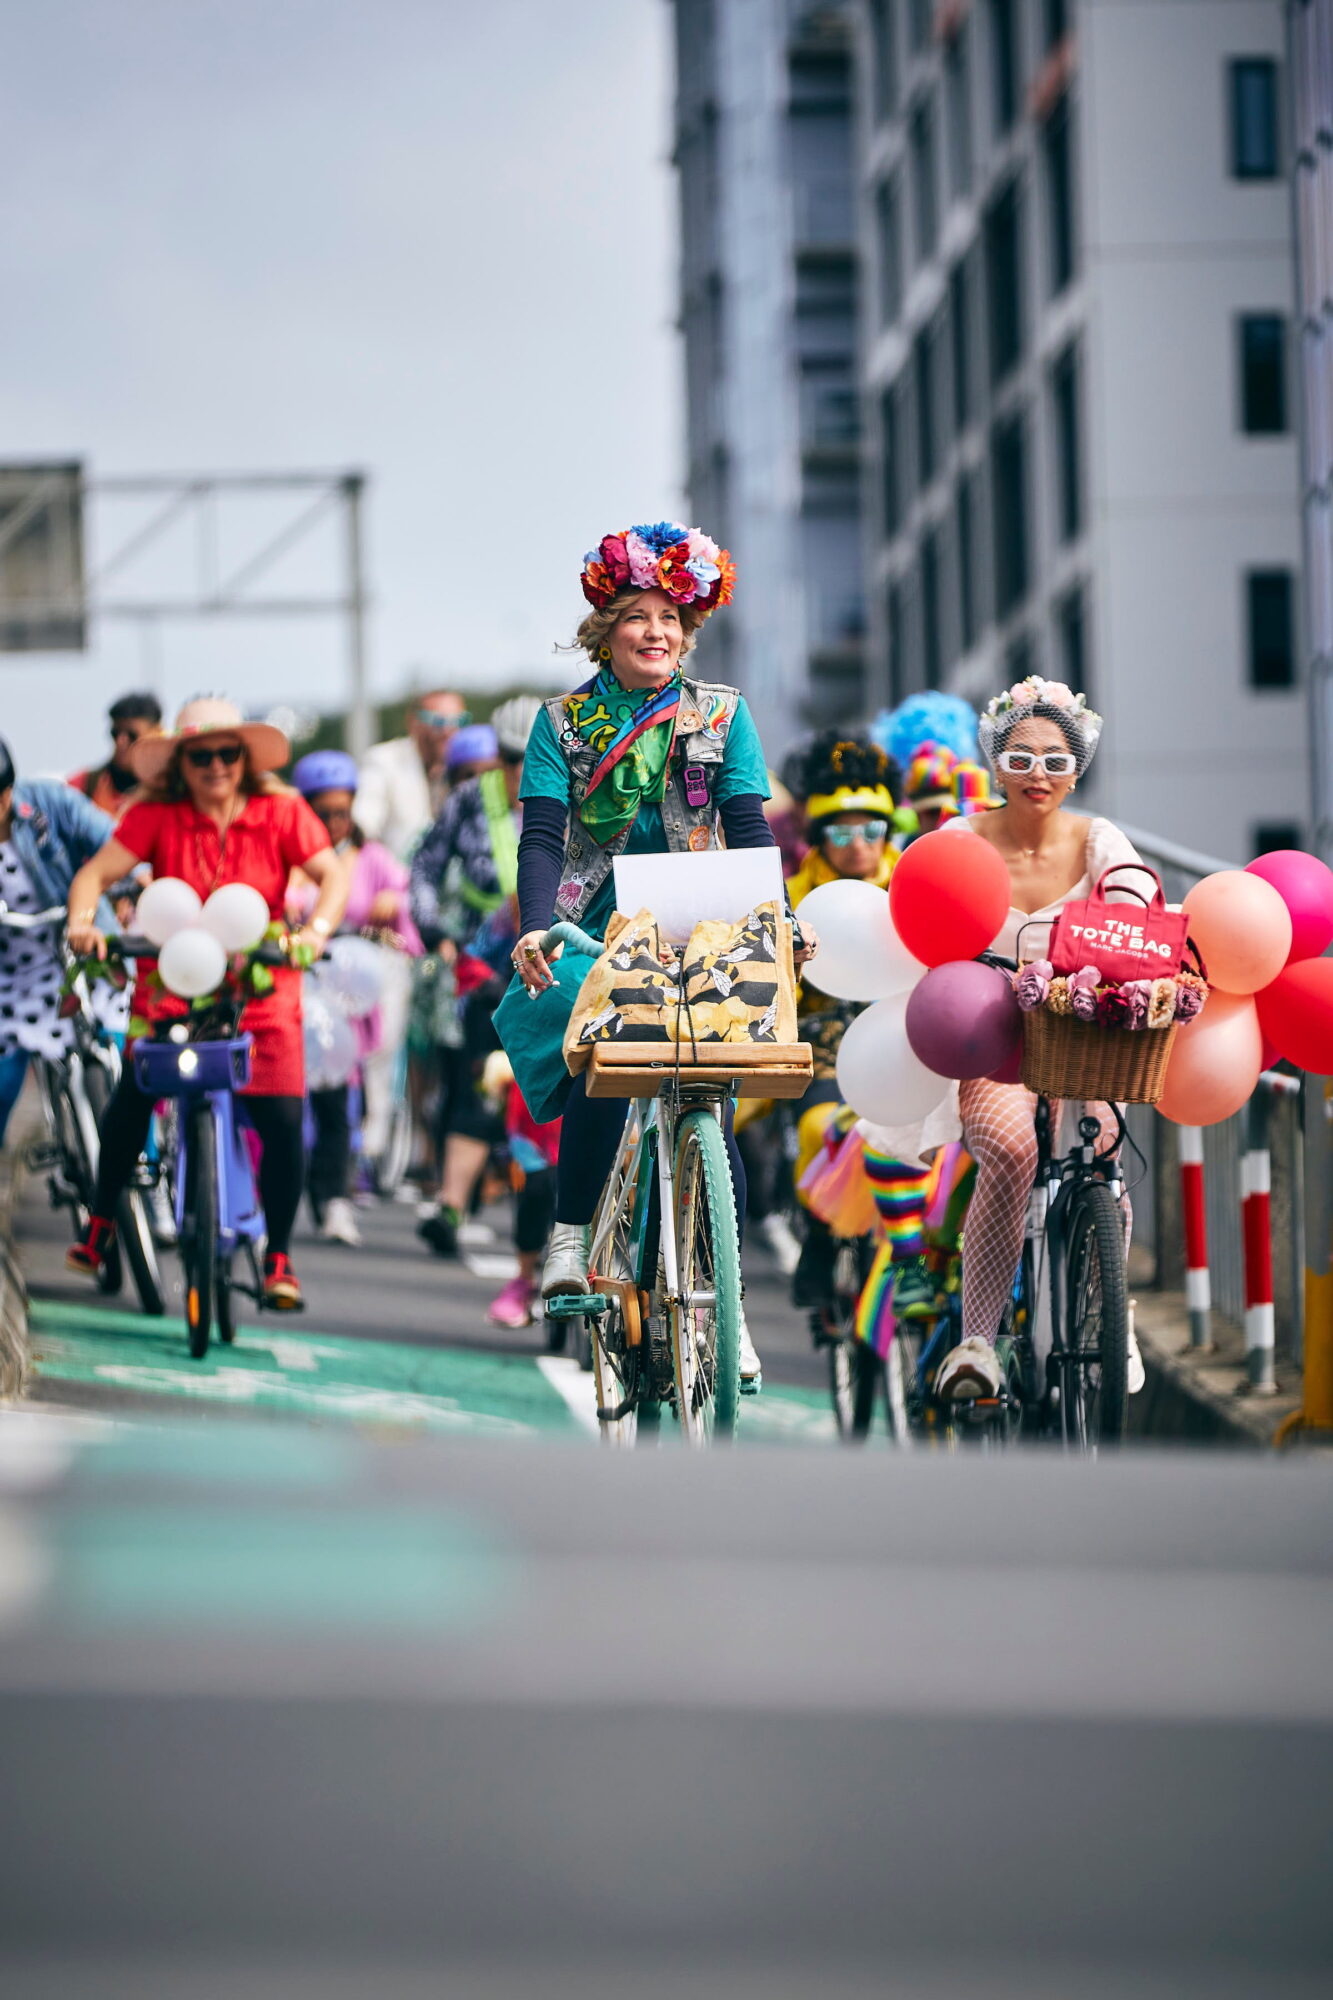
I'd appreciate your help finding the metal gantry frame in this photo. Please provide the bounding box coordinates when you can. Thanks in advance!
[4,468,372,757]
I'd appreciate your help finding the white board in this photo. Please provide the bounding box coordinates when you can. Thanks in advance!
[613,848,786,946]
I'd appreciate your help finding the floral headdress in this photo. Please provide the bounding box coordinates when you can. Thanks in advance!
[977,676,1104,777]
[581,520,736,614]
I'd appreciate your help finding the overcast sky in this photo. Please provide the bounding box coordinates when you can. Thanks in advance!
[0,0,681,775]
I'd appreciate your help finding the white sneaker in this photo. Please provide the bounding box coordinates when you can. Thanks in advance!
[934,1335,1003,1401]
[1126,1304,1146,1395]
[759,1211,801,1276]
[541,1223,590,1298]
[147,1177,177,1246]
[738,1308,762,1396]
[320,1197,362,1247]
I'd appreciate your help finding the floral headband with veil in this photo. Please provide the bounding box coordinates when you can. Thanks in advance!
[978,677,1103,778]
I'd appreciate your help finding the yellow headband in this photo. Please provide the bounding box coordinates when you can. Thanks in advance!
[807,785,896,821]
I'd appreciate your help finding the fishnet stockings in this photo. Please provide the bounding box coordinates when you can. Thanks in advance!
[958,1080,1130,1346]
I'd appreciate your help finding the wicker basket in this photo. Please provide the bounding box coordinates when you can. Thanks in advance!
[1020,1008,1177,1105]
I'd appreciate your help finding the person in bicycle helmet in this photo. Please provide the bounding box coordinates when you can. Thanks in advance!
[499,523,815,1395]
[918,676,1148,1402]
[0,737,116,1145]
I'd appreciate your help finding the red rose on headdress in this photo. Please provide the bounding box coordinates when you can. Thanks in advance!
[656,542,696,602]
[598,534,631,589]
[581,561,615,608]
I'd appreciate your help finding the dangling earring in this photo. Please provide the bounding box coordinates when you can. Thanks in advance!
[1069,781,1076,794]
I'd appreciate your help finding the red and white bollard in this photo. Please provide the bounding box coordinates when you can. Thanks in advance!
[1242,1092,1277,1395]
[1178,1126,1212,1350]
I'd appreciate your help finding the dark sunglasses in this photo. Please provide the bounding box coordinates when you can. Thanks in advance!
[111,722,153,743]
[183,743,244,770]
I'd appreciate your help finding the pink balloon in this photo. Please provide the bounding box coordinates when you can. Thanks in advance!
[1181,871,1291,995]
[1158,991,1263,1127]
[1246,849,1333,964]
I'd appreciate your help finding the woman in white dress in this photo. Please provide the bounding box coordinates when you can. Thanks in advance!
[0,738,116,1143]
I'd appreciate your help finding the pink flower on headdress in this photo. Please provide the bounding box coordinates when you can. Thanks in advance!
[624,531,660,590]
[598,534,631,589]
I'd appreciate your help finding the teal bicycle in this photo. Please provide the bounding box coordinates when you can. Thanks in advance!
[540,919,811,1446]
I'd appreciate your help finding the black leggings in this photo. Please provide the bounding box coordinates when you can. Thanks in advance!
[554,1072,747,1242]
[94,1069,305,1259]
[308,1085,351,1210]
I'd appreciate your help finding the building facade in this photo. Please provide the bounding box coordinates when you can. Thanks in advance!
[673,0,866,762]
[856,0,1306,861]
[1289,0,1333,859]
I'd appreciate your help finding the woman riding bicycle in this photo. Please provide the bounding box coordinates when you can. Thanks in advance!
[503,521,812,1393]
[927,676,1148,1400]
[0,736,116,1146]
[64,697,347,1309]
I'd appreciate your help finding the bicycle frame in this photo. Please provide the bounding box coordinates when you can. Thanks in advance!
[133,1036,265,1259]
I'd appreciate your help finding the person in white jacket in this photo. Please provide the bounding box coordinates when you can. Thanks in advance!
[353,690,466,861]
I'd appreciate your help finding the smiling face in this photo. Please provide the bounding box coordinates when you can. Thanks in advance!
[179,736,247,813]
[605,588,685,692]
[998,716,1079,815]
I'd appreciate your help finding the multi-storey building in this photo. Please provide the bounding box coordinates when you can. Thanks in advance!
[1289,0,1333,859]
[673,0,866,760]
[856,0,1306,860]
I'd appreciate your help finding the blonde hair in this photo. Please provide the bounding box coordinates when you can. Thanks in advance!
[138,749,294,806]
[569,587,712,664]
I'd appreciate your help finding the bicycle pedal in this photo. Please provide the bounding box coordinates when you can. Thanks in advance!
[545,1291,612,1319]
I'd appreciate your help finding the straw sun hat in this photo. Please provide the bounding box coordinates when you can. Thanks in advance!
[127,697,290,787]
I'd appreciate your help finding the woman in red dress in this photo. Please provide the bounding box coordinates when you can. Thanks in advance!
[64,697,347,1309]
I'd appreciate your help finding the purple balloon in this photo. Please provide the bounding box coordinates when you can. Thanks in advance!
[904,960,1022,1081]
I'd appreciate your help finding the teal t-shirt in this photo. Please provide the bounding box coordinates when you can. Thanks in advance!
[520,685,771,937]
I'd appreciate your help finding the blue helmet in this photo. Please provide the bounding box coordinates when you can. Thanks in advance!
[292,749,358,796]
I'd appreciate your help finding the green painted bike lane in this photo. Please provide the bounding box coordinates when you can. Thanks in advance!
[28,1297,838,1445]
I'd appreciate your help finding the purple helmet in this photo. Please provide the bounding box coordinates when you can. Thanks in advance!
[292,749,358,796]
[446,723,499,769]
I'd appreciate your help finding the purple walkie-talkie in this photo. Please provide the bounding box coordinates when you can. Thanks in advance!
[683,763,710,809]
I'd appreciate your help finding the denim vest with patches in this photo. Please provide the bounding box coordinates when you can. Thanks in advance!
[543,674,741,927]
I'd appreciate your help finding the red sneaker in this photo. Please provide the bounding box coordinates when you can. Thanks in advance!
[262,1252,304,1312]
[67,1214,116,1278]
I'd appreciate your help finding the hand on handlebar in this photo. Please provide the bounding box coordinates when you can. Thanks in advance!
[511,928,562,994]
[792,922,819,967]
[67,920,108,961]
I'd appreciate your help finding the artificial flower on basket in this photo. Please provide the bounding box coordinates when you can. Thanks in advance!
[1012,957,1209,1107]
[1013,960,1209,1030]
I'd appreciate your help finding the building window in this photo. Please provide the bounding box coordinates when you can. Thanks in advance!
[1230,58,1279,180]
[984,180,1024,386]
[907,0,930,56]
[1239,314,1288,433]
[914,327,936,487]
[1043,0,1068,49]
[1247,570,1296,689]
[1050,343,1082,544]
[945,26,973,200]
[868,0,899,123]
[910,95,938,264]
[893,367,916,512]
[989,0,1019,136]
[1057,583,1087,695]
[1253,821,1303,857]
[949,262,972,432]
[991,411,1029,618]
[956,474,977,651]
[922,526,942,686]
[1043,95,1076,296]
[1004,632,1036,683]
[880,387,900,539]
[876,175,903,327]
[886,577,906,702]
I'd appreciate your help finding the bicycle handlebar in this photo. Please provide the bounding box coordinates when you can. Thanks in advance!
[538,921,603,958]
[0,902,66,931]
[105,935,291,969]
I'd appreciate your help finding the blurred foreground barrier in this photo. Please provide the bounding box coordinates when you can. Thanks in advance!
[1276,1073,1333,1445]
[1177,1126,1212,1349]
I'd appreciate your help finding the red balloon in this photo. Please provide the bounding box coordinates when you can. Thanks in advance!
[1246,850,1333,965]
[1256,959,1333,1073]
[989,1041,1026,1085]
[889,829,1012,968]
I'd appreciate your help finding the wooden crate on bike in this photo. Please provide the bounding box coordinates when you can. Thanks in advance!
[1020,1008,1176,1106]
[586,1041,813,1100]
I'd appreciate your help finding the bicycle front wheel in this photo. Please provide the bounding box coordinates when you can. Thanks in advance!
[181,1102,218,1362]
[1064,1181,1129,1449]
[670,1109,742,1443]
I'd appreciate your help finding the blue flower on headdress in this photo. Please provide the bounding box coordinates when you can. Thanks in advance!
[632,520,689,555]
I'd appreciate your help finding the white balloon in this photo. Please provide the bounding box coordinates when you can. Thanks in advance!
[303,989,359,1089]
[796,878,923,1002]
[200,882,270,953]
[157,926,228,1000]
[313,935,385,1019]
[136,876,202,947]
[835,991,950,1125]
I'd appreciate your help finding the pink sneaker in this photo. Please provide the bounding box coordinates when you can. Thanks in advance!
[488,1274,536,1329]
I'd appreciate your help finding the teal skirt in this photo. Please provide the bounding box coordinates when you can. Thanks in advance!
[494,941,600,1125]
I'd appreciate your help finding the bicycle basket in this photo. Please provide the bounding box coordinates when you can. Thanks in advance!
[1019,1009,1175,1106]
[134,1035,253,1097]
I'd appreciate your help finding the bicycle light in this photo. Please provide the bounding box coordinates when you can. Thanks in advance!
[176,1049,199,1078]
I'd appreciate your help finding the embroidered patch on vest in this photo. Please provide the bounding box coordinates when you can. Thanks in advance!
[688,825,711,852]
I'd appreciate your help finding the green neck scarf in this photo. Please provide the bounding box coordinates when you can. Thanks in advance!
[564,668,682,847]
